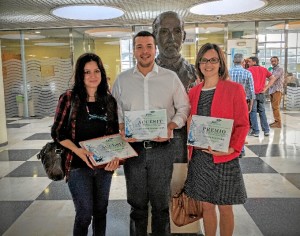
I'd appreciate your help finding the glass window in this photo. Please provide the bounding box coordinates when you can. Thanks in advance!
[288,33,297,47]
[227,22,255,67]
[258,21,285,68]
[287,20,300,77]
[121,38,133,72]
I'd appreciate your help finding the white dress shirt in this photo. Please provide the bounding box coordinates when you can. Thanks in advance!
[112,63,190,129]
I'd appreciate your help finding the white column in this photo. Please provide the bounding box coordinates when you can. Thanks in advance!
[0,40,8,147]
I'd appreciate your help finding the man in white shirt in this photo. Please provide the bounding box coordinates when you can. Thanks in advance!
[112,31,190,236]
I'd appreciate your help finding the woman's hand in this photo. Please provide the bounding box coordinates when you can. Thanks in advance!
[202,146,235,156]
[74,147,94,169]
[104,158,120,171]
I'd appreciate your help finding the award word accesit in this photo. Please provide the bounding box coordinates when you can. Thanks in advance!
[124,109,168,141]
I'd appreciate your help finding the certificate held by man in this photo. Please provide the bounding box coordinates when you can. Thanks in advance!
[124,109,168,140]
[187,115,234,152]
[79,134,138,167]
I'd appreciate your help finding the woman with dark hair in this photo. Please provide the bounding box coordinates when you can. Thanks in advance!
[51,53,119,236]
[184,43,249,236]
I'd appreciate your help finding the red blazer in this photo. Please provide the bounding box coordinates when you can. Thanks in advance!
[188,80,249,163]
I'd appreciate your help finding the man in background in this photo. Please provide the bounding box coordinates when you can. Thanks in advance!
[269,56,284,128]
[248,56,276,137]
[229,53,255,113]
[229,53,255,156]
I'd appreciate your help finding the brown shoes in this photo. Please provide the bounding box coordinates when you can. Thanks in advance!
[270,122,281,128]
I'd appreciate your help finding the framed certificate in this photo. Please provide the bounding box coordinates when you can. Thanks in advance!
[187,115,234,152]
[124,109,168,140]
[79,134,138,167]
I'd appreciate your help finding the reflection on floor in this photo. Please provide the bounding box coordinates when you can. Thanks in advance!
[1,105,300,236]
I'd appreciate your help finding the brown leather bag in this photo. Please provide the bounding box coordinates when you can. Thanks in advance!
[171,190,203,227]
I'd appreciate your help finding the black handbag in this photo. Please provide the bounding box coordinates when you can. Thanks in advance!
[37,99,74,181]
[37,141,66,181]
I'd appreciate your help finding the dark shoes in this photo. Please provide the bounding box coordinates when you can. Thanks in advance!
[239,150,245,158]
[249,131,259,137]
[270,122,282,128]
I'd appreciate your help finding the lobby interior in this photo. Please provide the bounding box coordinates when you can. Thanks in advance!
[1,0,300,235]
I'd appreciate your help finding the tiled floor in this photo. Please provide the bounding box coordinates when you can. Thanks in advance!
[1,105,300,236]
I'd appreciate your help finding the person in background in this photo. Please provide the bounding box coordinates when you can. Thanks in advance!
[184,43,249,236]
[242,58,250,69]
[112,31,190,236]
[51,53,120,236]
[229,53,255,113]
[247,56,276,137]
[269,56,284,128]
[229,53,255,157]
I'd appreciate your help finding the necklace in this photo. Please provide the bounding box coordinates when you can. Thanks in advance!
[86,104,107,121]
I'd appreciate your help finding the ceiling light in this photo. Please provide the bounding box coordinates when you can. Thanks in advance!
[190,0,267,15]
[104,41,120,45]
[0,34,45,40]
[34,42,69,46]
[85,27,132,38]
[52,5,124,20]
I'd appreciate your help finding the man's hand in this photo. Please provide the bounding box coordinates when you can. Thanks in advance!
[152,121,177,142]
[119,123,137,142]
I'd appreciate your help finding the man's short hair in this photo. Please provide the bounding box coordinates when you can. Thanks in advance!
[249,56,259,65]
[233,53,243,64]
[133,31,156,47]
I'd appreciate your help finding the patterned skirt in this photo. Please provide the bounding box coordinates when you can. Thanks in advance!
[184,150,247,205]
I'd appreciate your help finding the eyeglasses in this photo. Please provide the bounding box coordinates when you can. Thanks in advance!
[199,57,220,64]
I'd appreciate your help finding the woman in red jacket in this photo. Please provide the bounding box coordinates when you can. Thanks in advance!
[184,43,249,236]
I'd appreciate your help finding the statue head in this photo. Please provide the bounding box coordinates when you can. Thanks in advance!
[152,11,186,59]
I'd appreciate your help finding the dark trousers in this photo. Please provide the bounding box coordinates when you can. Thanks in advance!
[124,142,175,236]
[68,168,113,236]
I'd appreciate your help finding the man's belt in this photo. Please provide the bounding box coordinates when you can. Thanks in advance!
[132,140,170,150]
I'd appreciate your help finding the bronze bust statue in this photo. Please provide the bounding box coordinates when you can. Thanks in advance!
[153,11,197,90]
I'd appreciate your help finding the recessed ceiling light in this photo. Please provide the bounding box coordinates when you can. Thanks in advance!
[85,27,132,38]
[52,5,124,20]
[0,34,45,40]
[190,0,267,15]
[34,42,69,46]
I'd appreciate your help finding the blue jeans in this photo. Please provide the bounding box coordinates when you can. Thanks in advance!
[250,93,270,134]
[68,168,113,236]
[124,142,175,236]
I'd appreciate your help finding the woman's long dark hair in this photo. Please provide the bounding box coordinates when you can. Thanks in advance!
[72,53,109,100]
[72,53,118,134]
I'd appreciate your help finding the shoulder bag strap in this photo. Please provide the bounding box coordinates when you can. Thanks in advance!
[67,97,74,129]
